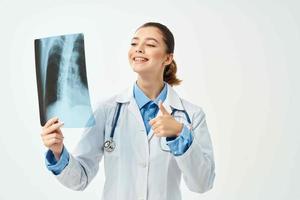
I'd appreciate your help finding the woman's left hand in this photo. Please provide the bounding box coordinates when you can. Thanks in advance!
[149,101,183,137]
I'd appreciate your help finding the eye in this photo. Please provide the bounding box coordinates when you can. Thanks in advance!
[146,44,155,47]
[131,42,137,46]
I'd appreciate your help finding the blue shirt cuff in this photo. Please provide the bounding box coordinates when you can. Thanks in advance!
[45,146,70,175]
[166,125,193,156]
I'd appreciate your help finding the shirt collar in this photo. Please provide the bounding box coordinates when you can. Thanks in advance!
[133,81,168,109]
[116,81,184,111]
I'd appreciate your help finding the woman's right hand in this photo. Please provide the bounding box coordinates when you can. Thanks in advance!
[41,117,65,161]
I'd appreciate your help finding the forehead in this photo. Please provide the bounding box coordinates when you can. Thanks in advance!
[132,27,163,42]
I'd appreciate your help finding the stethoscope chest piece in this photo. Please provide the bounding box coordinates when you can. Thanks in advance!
[104,139,116,152]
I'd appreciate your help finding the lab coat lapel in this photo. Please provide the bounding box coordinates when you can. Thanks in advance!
[127,99,146,132]
[115,84,145,132]
[115,83,149,162]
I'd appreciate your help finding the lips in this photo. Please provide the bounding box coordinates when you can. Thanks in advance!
[133,56,149,63]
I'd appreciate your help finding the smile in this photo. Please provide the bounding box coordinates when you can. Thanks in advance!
[133,57,149,63]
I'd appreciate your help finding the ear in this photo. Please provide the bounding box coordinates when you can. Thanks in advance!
[164,53,173,66]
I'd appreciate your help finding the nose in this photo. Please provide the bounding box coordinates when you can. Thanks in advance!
[135,49,144,53]
[135,43,144,53]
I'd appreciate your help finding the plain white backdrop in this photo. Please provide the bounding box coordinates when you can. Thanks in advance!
[1,0,299,199]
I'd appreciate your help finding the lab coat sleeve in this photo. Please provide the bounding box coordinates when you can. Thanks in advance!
[174,108,216,193]
[54,103,106,191]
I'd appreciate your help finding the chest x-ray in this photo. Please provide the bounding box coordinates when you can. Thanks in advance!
[34,33,95,128]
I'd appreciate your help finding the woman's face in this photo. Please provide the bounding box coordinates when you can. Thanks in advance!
[128,26,173,78]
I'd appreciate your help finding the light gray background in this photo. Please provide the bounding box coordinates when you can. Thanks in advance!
[1,0,299,199]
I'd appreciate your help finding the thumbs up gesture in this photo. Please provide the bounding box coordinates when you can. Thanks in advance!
[149,101,183,137]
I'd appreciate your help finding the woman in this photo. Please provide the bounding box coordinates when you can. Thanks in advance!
[41,22,215,200]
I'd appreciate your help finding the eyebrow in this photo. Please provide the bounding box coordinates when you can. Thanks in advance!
[131,37,159,43]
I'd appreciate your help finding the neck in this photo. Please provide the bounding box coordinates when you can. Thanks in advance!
[136,77,165,100]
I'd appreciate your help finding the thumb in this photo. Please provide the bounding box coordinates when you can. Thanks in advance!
[159,101,169,115]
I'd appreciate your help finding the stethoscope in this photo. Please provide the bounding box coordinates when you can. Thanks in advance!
[103,102,192,153]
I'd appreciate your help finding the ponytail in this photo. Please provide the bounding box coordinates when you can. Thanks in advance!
[163,60,182,86]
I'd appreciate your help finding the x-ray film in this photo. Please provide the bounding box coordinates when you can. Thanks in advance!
[34,33,95,128]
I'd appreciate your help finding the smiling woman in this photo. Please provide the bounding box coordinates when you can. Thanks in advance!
[40,22,215,200]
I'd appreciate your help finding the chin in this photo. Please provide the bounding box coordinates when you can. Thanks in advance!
[131,64,151,73]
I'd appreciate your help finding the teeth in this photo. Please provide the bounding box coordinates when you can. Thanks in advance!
[134,57,148,61]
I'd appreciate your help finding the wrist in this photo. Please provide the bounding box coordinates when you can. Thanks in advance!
[52,146,64,161]
[53,152,61,161]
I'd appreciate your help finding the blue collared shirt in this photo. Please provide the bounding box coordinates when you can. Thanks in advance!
[45,82,193,175]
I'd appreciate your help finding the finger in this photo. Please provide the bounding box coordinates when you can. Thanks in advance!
[149,117,157,126]
[150,114,165,125]
[57,127,63,135]
[152,127,158,135]
[44,136,64,144]
[43,134,64,143]
[42,133,64,141]
[41,129,63,139]
[43,116,59,129]
[44,138,64,147]
[42,122,64,135]
[153,127,162,137]
[159,101,169,115]
[151,120,162,130]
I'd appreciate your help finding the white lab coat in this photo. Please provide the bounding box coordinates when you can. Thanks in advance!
[54,82,215,200]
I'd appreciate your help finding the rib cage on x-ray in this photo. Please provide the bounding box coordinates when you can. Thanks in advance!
[35,33,95,127]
